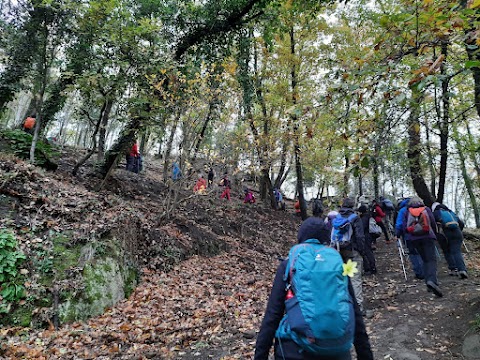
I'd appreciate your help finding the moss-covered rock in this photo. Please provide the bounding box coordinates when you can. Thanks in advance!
[59,255,137,322]
[56,238,138,323]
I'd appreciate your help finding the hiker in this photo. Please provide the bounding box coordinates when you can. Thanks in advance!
[126,142,140,173]
[172,162,182,181]
[357,205,377,275]
[274,188,285,210]
[193,174,207,194]
[311,198,324,218]
[332,197,367,313]
[395,198,425,280]
[254,216,374,360]
[402,197,442,297]
[207,167,215,188]
[432,202,467,279]
[372,199,391,243]
[219,173,231,200]
[379,195,395,223]
[23,115,36,135]
[324,210,339,232]
[244,188,256,204]
[294,198,301,216]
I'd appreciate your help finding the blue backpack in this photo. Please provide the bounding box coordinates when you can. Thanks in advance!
[331,214,357,250]
[382,199,395,211]
[438,209,460,230]
[276,240,355,356]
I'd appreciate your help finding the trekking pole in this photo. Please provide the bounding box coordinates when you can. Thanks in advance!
[434,244,442,260]
[397,238,408,281]
[463,241,470,253]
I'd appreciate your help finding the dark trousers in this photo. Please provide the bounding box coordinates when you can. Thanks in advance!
[411,238,438,285]
[376,220,390,241]
[406,239,424,277]
[126,155,139,173]
[363,236,376,272]
[437,232,467,272]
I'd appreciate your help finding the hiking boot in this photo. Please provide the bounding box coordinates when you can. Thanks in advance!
[449,269,458,277]
[415,274,425,280]
[458,271,468,279]
[426,281,443,297]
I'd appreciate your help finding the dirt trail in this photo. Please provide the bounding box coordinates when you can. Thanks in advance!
[3,214,479,359]
[1,152,479,359]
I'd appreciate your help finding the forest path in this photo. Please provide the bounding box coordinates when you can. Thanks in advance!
[2,205,480,359]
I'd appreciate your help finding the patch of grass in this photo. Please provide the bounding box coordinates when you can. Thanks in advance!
[472,313,480,333]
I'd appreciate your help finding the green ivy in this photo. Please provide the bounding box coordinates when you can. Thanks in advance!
[0,129,57,166]
[0,229,26,313]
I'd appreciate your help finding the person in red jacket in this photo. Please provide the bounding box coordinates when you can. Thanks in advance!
[126,142,140,173]
[194,175,207,194]
[372,199,391,243]
[23,115,36,135]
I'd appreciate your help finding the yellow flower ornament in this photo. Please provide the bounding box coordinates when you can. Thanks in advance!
[342,259,358,278]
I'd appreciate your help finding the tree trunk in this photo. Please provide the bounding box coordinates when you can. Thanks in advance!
[436,41,450,203]
[424,116,436,196]
[140,127,151,155]
[454,127,480,228]
[163,115,179,182]
[465,13,480,120]
[290,26,307,220]
[373,140,380,199]
[97,113,144,178]
[72,104,106,176]
[192,101,214,162]
[465,122,480,186]
[407,88,435,206]
[97,99,114,160]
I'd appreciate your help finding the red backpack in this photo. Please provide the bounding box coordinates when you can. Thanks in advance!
[406,207,431,235]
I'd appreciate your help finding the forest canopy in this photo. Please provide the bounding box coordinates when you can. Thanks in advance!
[1,0,480,226]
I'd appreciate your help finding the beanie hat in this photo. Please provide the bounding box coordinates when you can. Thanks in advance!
[357,205,367,214]
[342,197,355,208]
[297,217,329,244]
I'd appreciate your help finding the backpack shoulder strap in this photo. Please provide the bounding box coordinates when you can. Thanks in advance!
[347,213,357,222]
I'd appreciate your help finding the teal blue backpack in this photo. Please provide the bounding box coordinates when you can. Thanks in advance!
[438,209,460,230]
[275,239,355,356]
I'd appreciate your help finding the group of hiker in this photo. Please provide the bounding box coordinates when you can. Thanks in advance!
[254,194,468,360]
[189,168,287,207]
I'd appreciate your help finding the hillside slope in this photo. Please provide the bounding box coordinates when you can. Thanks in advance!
[1,152,480,359]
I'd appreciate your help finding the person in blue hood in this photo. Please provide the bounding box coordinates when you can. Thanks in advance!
[400,197,442,297]
[395,198,424,280]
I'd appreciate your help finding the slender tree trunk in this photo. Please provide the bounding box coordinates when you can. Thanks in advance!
[290,26,307,220]
[453,127,480,228]
[373,141,379,200]
[424,117,436,196]
[140,128,151,155]
[436,41,450,203]
[465,122,480,184]
[407,88,435,206]
[274,117,292,189]
[72,105,106,176]
[192,102,214,161]
[97,99,114,160]
[163,114,179,182]
[97,111,145,178]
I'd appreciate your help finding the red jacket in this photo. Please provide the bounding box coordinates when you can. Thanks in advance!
[130,143,139,157]
[374,205,385,223]
[24,117,36,130]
